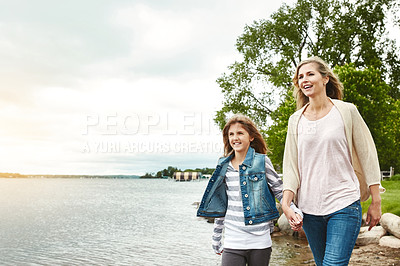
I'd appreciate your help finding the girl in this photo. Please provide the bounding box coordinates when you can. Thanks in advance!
[281,56,384,266]
[197,114,302,266]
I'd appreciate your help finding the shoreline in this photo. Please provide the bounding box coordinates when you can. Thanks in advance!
[281,236,400,265]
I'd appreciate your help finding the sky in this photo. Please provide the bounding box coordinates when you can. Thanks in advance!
[0,0,299,175]
[2,1,398,176]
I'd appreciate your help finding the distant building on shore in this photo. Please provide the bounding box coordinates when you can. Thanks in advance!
[173,171,202,181]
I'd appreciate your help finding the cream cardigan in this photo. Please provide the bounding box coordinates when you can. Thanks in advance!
[283,99,383,202]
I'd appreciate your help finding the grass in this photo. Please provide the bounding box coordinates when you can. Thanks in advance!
[360,177,400,216]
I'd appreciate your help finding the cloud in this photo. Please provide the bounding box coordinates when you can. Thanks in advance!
[0,0,293,174]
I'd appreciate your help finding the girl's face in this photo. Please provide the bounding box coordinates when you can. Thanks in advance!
[228,123,254,155]
[297,63,329,98]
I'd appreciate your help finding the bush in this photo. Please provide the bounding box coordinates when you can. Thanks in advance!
[389,174,400,181]
[361,180,400,216]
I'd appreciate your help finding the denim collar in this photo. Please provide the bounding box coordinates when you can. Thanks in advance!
[219,146,255,167]
[242,146,255,167]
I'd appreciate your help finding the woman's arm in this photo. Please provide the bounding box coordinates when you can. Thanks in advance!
[264,157,303,219]
[366,184,382,231]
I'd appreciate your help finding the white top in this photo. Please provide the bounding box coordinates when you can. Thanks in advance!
[297,106,360,215]
[212,157,303,253]
[222,161,271,250]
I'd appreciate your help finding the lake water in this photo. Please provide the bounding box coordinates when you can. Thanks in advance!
[0,178,312,265]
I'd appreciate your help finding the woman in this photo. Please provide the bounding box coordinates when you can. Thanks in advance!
[197,114,302,266]
[281,56,383,266]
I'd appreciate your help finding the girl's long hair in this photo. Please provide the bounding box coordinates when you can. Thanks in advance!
[222,114,268,157]
[292,56,344,110]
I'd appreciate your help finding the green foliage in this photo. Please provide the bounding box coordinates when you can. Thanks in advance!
[389,174,400,181]
[265,97,296,171]
[153,166,215,178]
[183,168,215,175]
[155,166,181,178]
[215,0,400,170]
[361,180,400,216]
[335,64,400,170]
[141,172,156,178]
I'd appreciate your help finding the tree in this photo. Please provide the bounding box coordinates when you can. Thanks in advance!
[141,172,156,178]
[336,64,400,170]
[264,97,296,172]
[184,167,216,175]
[216,0,400,170]
[156,166,181,178]
[266,64,400,171]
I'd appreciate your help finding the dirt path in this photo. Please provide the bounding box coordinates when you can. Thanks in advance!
[285,242,400,265]
[349,244,400,266]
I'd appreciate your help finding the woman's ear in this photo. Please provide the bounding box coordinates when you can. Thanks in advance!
[324,76,330,86]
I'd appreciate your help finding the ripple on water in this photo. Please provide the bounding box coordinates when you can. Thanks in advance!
[0,179,312,265]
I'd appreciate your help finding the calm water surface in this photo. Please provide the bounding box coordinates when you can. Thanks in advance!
[0,178,312,265]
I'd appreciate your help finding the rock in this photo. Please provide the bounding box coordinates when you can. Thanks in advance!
[276,202,283,216]
[273,225,280,232]
[270,231,284,237]
[380,213,400,239]
[359,226,369,234]
[356,226,387,246]
[277,213,293,235]
[362,212,368,226]
[379,236,400,248]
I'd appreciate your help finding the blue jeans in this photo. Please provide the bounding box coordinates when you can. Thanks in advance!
[302,200,362,266]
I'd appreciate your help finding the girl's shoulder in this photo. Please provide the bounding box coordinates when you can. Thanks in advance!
[254,152,272,163]
[217,155,232,166]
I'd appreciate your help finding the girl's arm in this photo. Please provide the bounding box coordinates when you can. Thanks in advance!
[265,157,303,230]
[212,218,224,255]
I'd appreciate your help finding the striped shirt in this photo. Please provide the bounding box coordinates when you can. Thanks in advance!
[212,156,301,253]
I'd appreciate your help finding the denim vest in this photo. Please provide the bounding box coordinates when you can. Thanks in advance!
[197,147,279,225]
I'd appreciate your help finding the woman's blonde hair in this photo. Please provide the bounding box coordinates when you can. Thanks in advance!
[292,56,343,109]
[222,114,268,157]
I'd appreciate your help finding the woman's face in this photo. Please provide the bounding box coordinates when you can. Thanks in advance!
[228,123,254,155]
[297,63,329,99]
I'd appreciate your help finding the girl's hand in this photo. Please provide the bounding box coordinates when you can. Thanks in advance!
[290,213,303,231]
[283,206,303,231]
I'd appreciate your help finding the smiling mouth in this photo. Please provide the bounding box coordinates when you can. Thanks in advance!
[303,85,312,89]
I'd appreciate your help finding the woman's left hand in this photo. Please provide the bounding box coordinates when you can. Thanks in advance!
[366,184,382,231]
[366,201,381,231]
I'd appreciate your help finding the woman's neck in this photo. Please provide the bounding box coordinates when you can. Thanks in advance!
[308,95,332,113]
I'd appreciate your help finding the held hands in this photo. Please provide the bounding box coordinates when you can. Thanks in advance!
[290,213,303,231]
[283,206,303,231]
